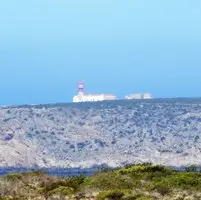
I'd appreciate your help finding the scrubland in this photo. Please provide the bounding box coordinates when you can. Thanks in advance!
[1,163,201,200]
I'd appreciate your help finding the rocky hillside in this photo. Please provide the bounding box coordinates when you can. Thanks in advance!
[0,99,201,168]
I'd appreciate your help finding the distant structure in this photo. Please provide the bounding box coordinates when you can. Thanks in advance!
[73,81,117,103]
[125,93,152,100]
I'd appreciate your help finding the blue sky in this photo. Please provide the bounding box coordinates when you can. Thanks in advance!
[0,0,201,105]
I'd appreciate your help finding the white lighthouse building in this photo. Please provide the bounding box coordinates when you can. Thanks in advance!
[73,81,117,103]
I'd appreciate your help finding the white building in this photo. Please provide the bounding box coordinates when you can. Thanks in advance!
[142,93,152,99]
[72,81,117,103]
[125,93,152,100]
[73,93,117,103]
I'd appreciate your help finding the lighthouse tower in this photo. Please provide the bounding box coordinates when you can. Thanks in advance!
[77,81,84,95]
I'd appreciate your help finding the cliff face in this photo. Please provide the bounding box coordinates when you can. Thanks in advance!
[0,99,201,168]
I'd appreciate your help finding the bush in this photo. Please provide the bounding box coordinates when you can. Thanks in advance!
[117,164,173,177]
[148,182,171,196]
[97,190,124,200]
[47,186,73,196]
[162,173,201,190]
[70,175,86,185]
[89,172,134,190]
[22,170,46,177]
[5,173,22,182]
[185,165,197,172]
[39,175,86,196]
[155,185,171,196]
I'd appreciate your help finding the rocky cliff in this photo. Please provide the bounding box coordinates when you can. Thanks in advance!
[0,99,201,168]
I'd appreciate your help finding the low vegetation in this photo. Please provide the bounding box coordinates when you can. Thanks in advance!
[0,163,201,200]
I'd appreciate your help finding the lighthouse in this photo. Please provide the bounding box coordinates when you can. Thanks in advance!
[72,81,117,103]
[77,81,85,95]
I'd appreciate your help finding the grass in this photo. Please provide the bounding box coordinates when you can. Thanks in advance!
[0,163,201,199]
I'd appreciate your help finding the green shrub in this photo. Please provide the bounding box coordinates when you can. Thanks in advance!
[28,170,46,176]
[97,190,124,200]
[116,164,173,179]
[70,175,86,185]
[47,186,73,196]
[155,185,171,196]
[39,175,85,196]
[88,172,135,190]
[148,181,171,196]
[185,165,197,172]
[161,173,201,190]
[5,173,22,181]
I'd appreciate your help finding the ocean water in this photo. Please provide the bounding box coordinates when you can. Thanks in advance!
[0,166,102,177]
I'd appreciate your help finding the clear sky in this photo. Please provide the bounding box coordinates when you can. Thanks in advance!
[0,0,201,105]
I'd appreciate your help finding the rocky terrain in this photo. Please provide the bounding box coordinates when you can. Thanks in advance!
[0,98,201,169]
